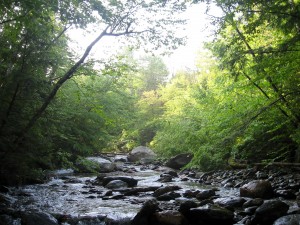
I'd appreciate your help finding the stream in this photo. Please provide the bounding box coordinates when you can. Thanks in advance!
[3,155,238,224]
[2,155,299,225]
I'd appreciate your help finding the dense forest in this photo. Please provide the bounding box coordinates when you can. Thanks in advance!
[0,0,299,185]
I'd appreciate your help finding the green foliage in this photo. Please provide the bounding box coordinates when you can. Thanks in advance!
[0,0,190,184]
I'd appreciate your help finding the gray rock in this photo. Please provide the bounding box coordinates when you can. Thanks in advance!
[213,197,246,209]
[187,204,234,225]
[156,191,181,201]
[153,210,186,225]
[158,174,173,182]
[127,146,157,163]
[101,176,138,187]
[273,214,300,225]
[21,211,58,225]
[195,189,216,200]
[165,153,193,170]
[243,198,264,208]
[179,200,198,214]
[86,157,116,173]
[153,186,181,197]
[253,200,289,224]
[240,180,273,199]
[105,180,128,189]
[275,189,296,199]
[131,199,159,225]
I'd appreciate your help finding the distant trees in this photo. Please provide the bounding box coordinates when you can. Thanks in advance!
[148,0,300,169]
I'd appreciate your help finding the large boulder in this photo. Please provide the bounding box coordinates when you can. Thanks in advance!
[240,180,273,199]
[86,157,116,173]
[253,200,289,224]
[75,157,116,173]
[165,153,193,169]
[128,146,157,163]
[131,199,159,225]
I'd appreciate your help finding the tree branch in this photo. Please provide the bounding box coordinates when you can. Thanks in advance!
[15,25,111,143]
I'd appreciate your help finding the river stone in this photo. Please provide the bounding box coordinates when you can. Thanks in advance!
[187,203,234,225]
[253,199,289,224]
[128,146,157,163]
[240,180,273,199]
[165,153,193,170]
[131,199,159,225]
[86,157,116,173]
[105,180,128,189]
[243,198,264,208]
[213,197,246,209]
[156,191,181,201]
[153,186,181,197]
[158,174,173,182]
[273,214,300,225]
[179,200,198,214]
[102,176,138,187]
[275,189,296,199]
[21,211,58,225]
[153,210,186,225]
[195,189,216,200]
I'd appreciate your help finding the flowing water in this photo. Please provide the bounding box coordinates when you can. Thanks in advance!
[7,157,239,224]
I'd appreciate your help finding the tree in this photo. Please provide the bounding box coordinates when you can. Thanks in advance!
[0,0,190,184]
[204,0,300,163]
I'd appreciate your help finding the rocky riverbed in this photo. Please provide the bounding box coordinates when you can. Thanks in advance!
[0,153,300,225]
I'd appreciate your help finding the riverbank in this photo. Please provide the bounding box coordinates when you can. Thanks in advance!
[0,155,299,225]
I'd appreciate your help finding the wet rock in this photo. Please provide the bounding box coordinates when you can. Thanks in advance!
[243,198,264,208]
[178,200,198,215]
[105,180,128,189]
[187,203,234,225]
[156,192,181,201]
[273,214,300,225]
[128,146,157,163]
[21,211,58,225]
[253,200,289,224]
[213,197,246,210]
[183,190,200,198]
[165,153,193,170]
[131,199,159,225]
[153,210,186,225]
[166,171,178,177]
[153,186,181,198]
[240,180,273,199]
[158,174,173,183]
[101,176,138,187]
[274,189,296,199]
[195,189,216,200]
